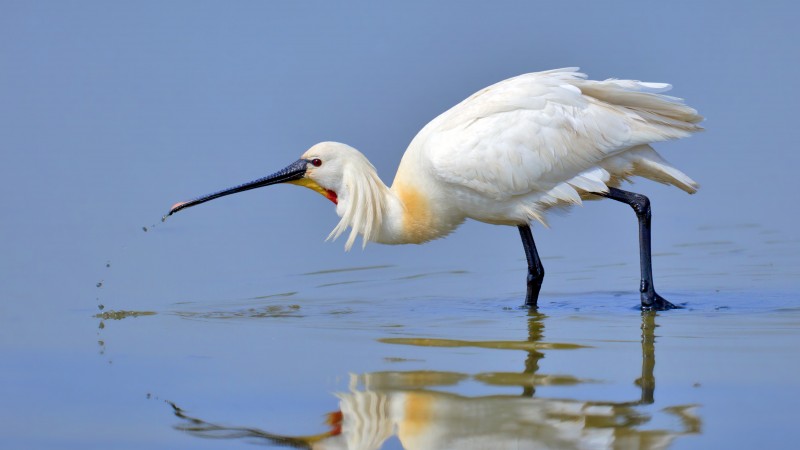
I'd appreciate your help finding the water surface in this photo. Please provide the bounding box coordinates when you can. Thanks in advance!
[84,286,800,449]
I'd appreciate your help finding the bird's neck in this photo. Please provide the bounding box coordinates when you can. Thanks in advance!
[330,171,462,249]
[377,183,462,245]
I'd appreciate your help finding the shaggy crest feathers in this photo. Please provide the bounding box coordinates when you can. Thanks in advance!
[326,155,390,250]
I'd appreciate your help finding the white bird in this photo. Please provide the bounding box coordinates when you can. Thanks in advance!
[168,68,702,310]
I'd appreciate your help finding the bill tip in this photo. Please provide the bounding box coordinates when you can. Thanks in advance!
[168,201,188,216]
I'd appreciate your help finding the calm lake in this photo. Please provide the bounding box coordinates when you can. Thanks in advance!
[3,2,800,449]
[3,218,798,449]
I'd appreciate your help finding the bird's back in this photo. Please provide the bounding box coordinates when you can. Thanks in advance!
[392,68,702,226]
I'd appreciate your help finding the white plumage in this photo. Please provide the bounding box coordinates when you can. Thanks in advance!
[310,68,701,248]
[401,68,699,226]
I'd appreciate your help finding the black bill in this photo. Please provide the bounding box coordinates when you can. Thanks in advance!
[168,159,309,216]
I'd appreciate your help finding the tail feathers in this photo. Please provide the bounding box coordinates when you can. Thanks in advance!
[577,78,704,126]
[602,145,699,194]
[634,156,699,194]
[634,109,703,141]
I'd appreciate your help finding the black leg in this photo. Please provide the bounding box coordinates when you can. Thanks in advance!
[597,187,679,311]
[518,225,544,308]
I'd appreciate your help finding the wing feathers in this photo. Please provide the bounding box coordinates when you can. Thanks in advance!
[419,68,701,203]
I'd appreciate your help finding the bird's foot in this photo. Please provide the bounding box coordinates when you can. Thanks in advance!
[523,295,539,309]
[641,292,682,311]
[523,281,542,309]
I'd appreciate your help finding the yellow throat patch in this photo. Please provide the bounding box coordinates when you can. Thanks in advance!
[289,177,338,204]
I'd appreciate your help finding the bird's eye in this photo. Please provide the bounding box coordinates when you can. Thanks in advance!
[311,158,322,167]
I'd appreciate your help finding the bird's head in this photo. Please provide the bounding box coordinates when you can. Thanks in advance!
[167,142,369,216]
[291,141,366,204]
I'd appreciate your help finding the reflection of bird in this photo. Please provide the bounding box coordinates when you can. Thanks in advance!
[168,68,702,310]
[171,374,702,450]
[169,312,701,449]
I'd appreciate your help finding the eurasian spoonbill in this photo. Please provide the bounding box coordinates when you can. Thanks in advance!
[168,68,702,310]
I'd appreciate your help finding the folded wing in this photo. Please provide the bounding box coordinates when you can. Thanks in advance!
[417,68,702,203]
